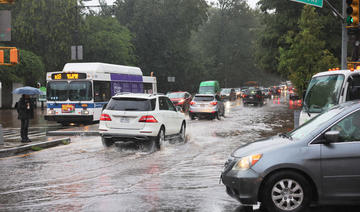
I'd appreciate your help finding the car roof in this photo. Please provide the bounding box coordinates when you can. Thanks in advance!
[194,93,216,97]
[112,93,162,99]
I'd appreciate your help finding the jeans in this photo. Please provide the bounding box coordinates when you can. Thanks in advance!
[21,119,29,141]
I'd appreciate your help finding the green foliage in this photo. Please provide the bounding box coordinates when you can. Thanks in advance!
[114,0,208,92]
[82,16,137,65]
[0,49,45,86]
[278,6,338,95]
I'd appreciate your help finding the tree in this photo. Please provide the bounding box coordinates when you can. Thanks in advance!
[114,0,208,92]
[278,5,338,95]
[82,15,136,65]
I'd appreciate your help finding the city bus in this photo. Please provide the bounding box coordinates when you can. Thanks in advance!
[45,62,157,125]
[299,68,360,125]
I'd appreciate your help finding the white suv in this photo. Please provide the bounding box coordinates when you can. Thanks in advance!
[99,93,186,150]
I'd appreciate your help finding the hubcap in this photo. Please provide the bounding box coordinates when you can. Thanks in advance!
[271,179,303,211]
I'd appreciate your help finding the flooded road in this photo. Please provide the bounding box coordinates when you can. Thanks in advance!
[1,97,357,211]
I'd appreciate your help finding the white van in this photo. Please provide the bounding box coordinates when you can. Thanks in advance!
[299,69,360,125]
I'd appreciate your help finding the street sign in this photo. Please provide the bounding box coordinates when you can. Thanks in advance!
[290,0,323,8]
[168,77,175,82]
[71,45,83,60]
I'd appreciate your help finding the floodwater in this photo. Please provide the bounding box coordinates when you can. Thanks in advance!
[0,96,357,212]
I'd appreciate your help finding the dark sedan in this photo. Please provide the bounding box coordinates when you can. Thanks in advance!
[221,101,360,212]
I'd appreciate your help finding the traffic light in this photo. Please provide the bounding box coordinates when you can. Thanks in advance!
[10,48,18,64]
[347,0,359,26]
[0,50,3,64]
[0,47,19,66]
[0,0,15,4]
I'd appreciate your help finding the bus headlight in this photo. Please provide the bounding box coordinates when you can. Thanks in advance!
[81,109,89,115]
[48,109,55,115]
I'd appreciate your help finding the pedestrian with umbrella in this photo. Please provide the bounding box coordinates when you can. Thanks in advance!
[13,86,41,143]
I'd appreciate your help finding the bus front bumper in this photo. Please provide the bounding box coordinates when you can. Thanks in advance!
[44,115,93,123]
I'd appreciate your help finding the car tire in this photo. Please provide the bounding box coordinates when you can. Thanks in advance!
[216,112,220,120]
[179,122,186,142]
[101,137,114,147]
[155,127,165,150]
[190,113,195,120]
[261,171,312,212]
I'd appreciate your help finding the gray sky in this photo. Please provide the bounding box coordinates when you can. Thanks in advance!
[84,0,259,9]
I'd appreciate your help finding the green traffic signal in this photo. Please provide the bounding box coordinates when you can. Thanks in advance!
[347,16,354,24]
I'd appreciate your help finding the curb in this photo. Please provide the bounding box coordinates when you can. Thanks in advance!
[0,137,71,158]
[46,131,99,136]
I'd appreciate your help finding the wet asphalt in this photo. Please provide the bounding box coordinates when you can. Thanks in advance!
[0,96,359,212]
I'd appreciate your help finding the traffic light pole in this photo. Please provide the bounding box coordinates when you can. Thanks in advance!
[342,0,348,69]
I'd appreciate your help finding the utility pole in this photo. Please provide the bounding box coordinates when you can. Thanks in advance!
[342,0,348,69]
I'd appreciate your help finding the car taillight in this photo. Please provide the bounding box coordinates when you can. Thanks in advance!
[190,101,196,105]
[243,94,247,98]
[210,101,217,106]
[100,114,111,121]
[139,115,158,123]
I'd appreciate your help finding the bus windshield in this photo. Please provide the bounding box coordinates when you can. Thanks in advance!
[304,74,344,113]
[47,81,68,101]
[47,81,92,101]
[69,81,92,101]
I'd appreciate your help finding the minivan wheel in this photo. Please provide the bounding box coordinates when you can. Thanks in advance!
[155,127,165,150]
[101,137,114,147]
[261,171,311,212]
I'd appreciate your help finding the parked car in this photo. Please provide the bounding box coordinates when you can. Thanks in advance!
[167,91,192,112]
[221,101,360,212]
[242,88,264,106]
[99,93,186,150]
[220,88,236,101]
[189,94,225,120]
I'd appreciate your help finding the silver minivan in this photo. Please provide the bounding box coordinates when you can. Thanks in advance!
[221,101,360,212]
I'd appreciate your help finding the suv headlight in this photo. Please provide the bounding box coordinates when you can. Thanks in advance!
[232,154,262,171]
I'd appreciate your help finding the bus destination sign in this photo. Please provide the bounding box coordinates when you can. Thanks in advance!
[51,73,87,80]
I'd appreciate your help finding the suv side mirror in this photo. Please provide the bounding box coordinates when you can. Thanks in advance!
[324,131,340,143]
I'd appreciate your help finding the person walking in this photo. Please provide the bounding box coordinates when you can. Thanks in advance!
[15,94,35,143]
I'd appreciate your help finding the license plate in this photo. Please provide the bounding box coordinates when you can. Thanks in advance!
[249,96,253,99]
[201,104,206,107]
[119,117,130,123]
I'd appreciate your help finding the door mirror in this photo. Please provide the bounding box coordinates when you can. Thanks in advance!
[176,106,183,113]
[324,131,340,143]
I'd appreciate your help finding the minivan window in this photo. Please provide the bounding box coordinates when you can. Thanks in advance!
[194,96,214,101]
[106,98,155,111]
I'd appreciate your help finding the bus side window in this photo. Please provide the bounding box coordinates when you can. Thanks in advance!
[94,81,111,102]
[346,75,360,101]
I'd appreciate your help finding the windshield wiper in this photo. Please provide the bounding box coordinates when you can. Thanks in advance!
[279,133,293,140]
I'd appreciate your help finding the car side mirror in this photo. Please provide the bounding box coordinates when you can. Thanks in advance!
[324,131,340,143]
[176,106,183,112]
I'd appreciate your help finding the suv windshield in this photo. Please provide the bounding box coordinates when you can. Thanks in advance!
[106,98,156,111]
[304,74,344,113]
[167,92,185,98]
[199,86,215,94]
[194,96,214,101]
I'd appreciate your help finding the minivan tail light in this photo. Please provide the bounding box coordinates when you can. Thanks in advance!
[139,115,158,123]
[190,101,196,105]
[100,114,112,121]
[210,101,217,106]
